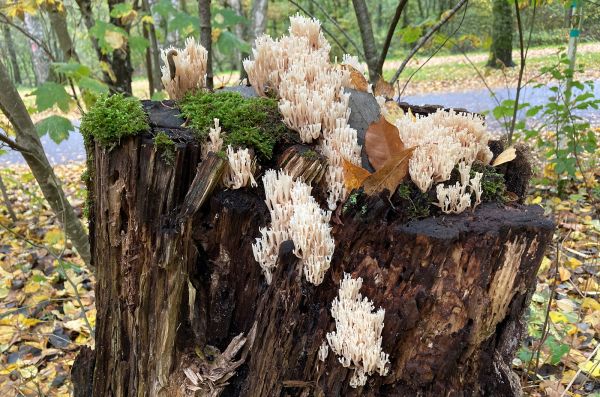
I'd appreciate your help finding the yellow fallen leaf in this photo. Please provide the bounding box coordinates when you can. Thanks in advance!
[492,146,517,166]
[382,101,404,125]
[531,196,543,204]
[565,257,582,269]
[560,369,578,385]
[582,297,600,311]
[558,267,571,282]
[19,365,38,379]
[579,355,600,377]
[549,311,569,324]
[342,158,371,191]
[580,278,599,293]
[24,280,41,294]
[538,256,552,274]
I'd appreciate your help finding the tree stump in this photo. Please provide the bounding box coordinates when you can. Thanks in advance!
[74,93,554,397]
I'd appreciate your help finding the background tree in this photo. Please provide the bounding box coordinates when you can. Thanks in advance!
[487,0,515,67]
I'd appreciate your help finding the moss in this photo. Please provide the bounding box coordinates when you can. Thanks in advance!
[394,182,432,219]
[179,91,287,160]
[215,150,227,160]
[80,93,149,147]
[301,149,318,160]
[153,131,176,165]
[471,162,506,202]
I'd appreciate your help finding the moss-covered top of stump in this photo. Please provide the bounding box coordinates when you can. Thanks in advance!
[179,91,288,160]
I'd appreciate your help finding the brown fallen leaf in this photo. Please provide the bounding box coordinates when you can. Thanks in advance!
[342,158,371,191]
[365,116,405,170]
[362,147,415,196]
[374,78,395,98]
[345,65,369,92]
[382,101,405,125]
[492,146,517,166]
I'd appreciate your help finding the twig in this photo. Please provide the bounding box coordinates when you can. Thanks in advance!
[376,0,409,75]
[0,173,17,222]
[288,0,349,54]
[390,0,468,84]
[561,343,600,396]
[506,0,534,144]
[0,13,56,62]
[398,4,468,98]
[306,0,364,59]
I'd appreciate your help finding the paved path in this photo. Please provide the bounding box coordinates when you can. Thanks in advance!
[2,82,599,165]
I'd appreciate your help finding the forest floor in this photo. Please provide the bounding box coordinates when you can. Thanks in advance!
[0,143,598,395]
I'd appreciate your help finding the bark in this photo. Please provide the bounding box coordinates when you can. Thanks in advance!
[74,0,115,88]
[376,0,409,78]
[0,173,17,223]
[249,0,268,42]
[47,4,79,61]
[488,0,515,68]
[198,0,213,89]
[144,0,163,93]
[74,94,554,396]
[351,0,379,82]
[23,13,51,84]
[108,0,134,94]
[2,24,22,84]
[0,61,92,267]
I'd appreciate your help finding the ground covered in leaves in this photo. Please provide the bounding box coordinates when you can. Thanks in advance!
[0,152,598,395]
[0,164,94,396]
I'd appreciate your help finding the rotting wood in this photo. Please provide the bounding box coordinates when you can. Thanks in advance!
[74,98,554,397]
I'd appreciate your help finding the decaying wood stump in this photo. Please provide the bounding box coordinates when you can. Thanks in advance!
[73,91,554,397]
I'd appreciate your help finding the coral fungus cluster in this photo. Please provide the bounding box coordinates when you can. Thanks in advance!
[160,37,208,100]
[251,170,334,285]
[326,273,390,388]
[243,14,361,210]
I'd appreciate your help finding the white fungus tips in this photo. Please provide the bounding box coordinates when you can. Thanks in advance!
[318,341,329,362]
[326,273,389,388]
[222,145,257,190]
[251,170,334,285]
[160,37,208,100]
[243,14,361,211]
[201,118,224,160]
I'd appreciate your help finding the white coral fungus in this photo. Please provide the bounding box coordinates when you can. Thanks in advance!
[326,273,389,388]
[252,170,334,285]
[201,118,224,160]
[222,145,257,190]
[243,14,361,210]
[160,37,208,100]
[434,161,484,214]
[395,109,493,212]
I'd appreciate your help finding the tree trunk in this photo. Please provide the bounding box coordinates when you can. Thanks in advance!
[2,24,22,84]
[351,0,379,83]
[0,61,92,267]
[47,4,79,62]
[143,0,163,94]
[24,13,51,84]
[488,0,515,68]
[107,0,134,94]
[74,93,554,396]
[74,0,116,88]
[198,0,213,89]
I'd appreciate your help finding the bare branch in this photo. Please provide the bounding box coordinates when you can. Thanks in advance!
[288,0,350,54]
[305,0,364,59]
[376,0,409,76]
[390,0,468,84]
[0,12,56,62]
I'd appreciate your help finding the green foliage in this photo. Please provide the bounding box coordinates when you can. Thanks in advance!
[89,20,128,53]
[33,82,71,112]
[53,62,108,96]
[179,91,287,160]
[35,115,73,144]
[80,94,149,147]
[506,53,599,185]
[153,131,176,165]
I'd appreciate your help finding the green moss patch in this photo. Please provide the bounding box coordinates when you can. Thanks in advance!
[80,93,149,147]
[179,91,287,160]
[153,131,176,165]
[471,162,506,202]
